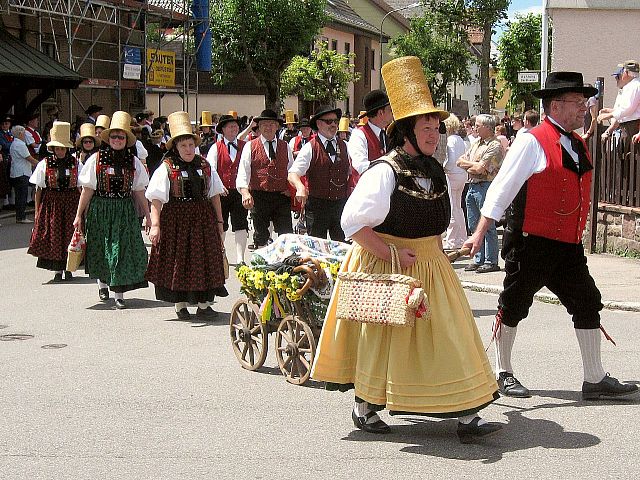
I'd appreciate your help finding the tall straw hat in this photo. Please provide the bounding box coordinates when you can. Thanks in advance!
[228,110,238,119]
[284,109,296,125]
[381,56,448,136]
[166,111,201,150]
[95,114,111,130]
[46,121,74,150]
[338,117,350,133]
[100,111,137,148]
[200,111,214,127]
[357,111,368,126]
[75,122,101,148]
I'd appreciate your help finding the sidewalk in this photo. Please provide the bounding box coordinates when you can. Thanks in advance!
[452,252,640,312]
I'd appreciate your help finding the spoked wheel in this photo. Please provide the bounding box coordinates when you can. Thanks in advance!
[229,299,268,371]
[275,315,316,385]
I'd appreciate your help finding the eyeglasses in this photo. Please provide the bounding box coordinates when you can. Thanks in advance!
[109,134,126,140]
[555,99,588,107]
[318,118,339,125]
[82,139,95,144]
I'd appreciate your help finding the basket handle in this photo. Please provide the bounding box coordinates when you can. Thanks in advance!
[389,244,401,274]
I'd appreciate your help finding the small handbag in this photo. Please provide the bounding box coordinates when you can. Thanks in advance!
[335,244,428,327]
[66,229,86,273]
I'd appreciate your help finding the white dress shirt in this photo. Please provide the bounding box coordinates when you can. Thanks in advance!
[288,133,338,176]
[145,160,225,204]
[612,77,640,123]
[479,116,580,222]
[135,140,148,161]
[347,121,384,175]
[236,135,294,190]
[78,152,149,191]
[30,157,84,187]
[444,134,467,175]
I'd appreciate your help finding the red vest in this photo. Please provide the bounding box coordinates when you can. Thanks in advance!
[248,138,289,192]
[307,137,350,200]
[216,138,246,190]
[523,119,592,244]
[292,134,315,154]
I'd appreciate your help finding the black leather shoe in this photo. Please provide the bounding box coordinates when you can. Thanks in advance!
[457,417,503,444]
[476,263,500,273]
[99,288,109,301]
[464,263,480,272]
[196,306,217,318]
[52,272,63,282]
[352,410,391,434]
[582,374,639,400]
[115,299,126,310]
[64,271,73,281]
[176,308,191,320]
[498,372,531,398]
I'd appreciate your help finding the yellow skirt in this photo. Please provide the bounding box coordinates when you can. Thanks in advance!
[311,234,498,415]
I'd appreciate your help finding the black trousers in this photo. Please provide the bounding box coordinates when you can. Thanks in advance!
[251,190,292,246]
[305,196,347,241]
[221,189,248,232]
[10,175,29,220]
[499,231,603,329]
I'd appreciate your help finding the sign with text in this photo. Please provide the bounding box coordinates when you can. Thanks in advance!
[123,46,142,80]
[146,49,176,87]
[518,71,540,83]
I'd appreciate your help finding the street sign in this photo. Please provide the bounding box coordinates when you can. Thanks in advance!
[518,71,540,83]
[123,46,142,80]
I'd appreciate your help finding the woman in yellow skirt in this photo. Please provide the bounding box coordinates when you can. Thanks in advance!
[311,57,501,443]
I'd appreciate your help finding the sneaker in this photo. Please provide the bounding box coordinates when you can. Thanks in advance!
[582,373,639,400]
[476,264,500,273]
[464,263,480,272]
[497,372,531,398]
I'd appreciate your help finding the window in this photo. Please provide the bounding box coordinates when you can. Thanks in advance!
[331,39,338,51]
[42,42,56,60]
[371,50,376,71]
[344,42,351,65]
[364,46,370,87]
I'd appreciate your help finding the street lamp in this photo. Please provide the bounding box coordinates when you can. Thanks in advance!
[379,1,421,87]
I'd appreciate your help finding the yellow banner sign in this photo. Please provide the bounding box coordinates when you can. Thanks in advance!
[146,49,176,87]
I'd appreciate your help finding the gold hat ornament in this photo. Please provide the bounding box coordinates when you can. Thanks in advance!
[100,111,137,148]
[200,111,214,127]
[338,117,350,133]
[284,109,296,125]
[46,121,74,150]
[75,122,101,148]
[381,56,448,136]
[95,114,111,130]
[228,110,238,119]
[166,111,202,150]
[357,111,368,126]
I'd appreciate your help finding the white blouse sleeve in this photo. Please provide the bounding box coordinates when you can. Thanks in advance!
[78,153,98,190]
[341,162,396,239]
[145,164,169,204]
[209,169,225,197]
[29,159,47,187]
[132,157,150,191]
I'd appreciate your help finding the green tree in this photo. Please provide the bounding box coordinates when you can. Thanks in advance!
[280,42,361,109]
[391,0,474,106]
[497,13,551,112]
[209,0,326,111]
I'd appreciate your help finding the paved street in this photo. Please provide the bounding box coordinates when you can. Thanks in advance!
[1,220,639,479]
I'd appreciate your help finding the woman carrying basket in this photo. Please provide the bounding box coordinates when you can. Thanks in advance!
[311,57,501,443]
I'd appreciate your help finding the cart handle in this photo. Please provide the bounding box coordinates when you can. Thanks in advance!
[446,247,471,263]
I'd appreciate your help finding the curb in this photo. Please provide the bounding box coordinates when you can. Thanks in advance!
[460,281,640,313]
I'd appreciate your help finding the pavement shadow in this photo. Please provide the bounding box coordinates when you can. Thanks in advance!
[164,311,230,328]
[529,388,640,403]
[252,365,327,390]
[85,299,170,311]
[343,406,600,463]
[41,276,97,286]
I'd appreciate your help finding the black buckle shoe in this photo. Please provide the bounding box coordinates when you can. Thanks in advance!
[498,372,531,398]
[196,306,217,319]
[352,410,391,434]
[64,271,73,281]
[115,299,126,310]
[99,288,109,301]
[582,373,639,400]
[176,308,191,320]
[52,272,63,282]
[457,417,503,444]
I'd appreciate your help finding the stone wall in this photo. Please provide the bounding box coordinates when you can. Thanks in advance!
[595,204,640,256]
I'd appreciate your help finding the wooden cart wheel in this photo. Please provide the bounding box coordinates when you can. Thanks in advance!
[275,315,316,385]
[229,299,268,371]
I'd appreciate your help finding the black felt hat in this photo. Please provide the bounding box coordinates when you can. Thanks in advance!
[310,105,342,130]
[298,118,311,128]
[532,72,598,99]
[253,109,283,125]
[216,114,240,134]
[85,104,103,115]
[359,89,390,118]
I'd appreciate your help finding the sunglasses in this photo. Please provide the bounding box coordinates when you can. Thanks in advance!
[319,118,339,125]
[82,139,95,143]
[109,134,126,140]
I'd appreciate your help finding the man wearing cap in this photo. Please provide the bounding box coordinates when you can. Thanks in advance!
[347,90,394,179]
[207,114,248,263]
[465,71,638,401]
[598,61,640,143]
[236,109,294,249]
[85,105,103,125]
[288,105,350,241]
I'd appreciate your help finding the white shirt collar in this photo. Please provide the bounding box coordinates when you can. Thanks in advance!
[316,132,335,145]
[259,134,276,145]
[366,121,383,136]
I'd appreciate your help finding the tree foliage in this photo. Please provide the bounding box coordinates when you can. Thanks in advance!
[281,42,361,107]
[391,1,474,106]
[209,0,327,111]
[497,13,550,112]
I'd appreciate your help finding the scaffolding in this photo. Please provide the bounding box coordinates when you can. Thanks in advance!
[3,0,206,119]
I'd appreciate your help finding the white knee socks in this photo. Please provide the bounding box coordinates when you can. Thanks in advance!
[458,415,486,426]
[175,302,187,311]
[495,324,518,374]
[97,280,108,289]
[353,401,381,424]
[235,229,247,264]
[575,328,606,383]
[113,292,123,300]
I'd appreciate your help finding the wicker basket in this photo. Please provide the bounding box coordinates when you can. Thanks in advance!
[335,244,427,327]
